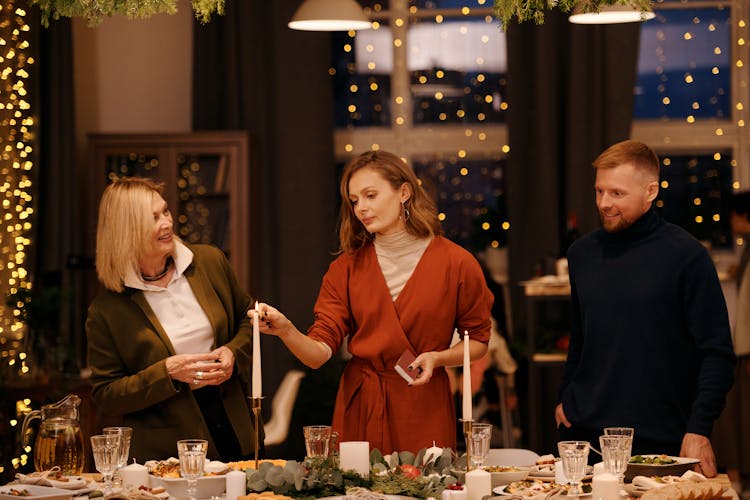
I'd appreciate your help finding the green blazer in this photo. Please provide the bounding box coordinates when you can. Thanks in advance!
[86,244,261,460]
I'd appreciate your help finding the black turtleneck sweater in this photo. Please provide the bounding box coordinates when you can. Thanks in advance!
[559,207,736,445]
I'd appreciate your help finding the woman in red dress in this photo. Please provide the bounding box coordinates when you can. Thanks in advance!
[254,150,493,453]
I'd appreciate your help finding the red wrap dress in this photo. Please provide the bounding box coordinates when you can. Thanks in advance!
[307,236,493,454]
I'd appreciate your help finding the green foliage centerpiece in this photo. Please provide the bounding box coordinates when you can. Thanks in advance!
[493,0,653,28]
[243,447,463,500]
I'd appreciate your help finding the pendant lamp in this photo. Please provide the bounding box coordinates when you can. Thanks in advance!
[568,3,655,24]
[289,0,372,31]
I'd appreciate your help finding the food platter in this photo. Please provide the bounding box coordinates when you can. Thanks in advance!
[625,456,700,482]
[492,480,592,499]
[0,485,73,500]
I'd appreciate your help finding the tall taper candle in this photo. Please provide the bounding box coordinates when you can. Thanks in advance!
[462,330,471,421]
[252,301,262,398]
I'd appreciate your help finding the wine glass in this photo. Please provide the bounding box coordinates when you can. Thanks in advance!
[468,423,493,469]
[177,439,208,500]
[600,434,632,483]
[557,440,590,496]
[103,427,132,488]
[90,434,121,494]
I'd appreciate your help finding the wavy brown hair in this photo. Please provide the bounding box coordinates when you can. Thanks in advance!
[338,150,442,253]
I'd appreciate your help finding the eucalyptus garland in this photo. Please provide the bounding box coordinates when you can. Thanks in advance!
[28,0,225,27]
[493,0,653,28]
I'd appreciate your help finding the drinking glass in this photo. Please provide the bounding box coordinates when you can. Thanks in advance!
[558,441,590,496]
[90,434,121,494]
[177,439,208,500]
[468,423,493,469]
[600,434,632,482]
[604,427,634,439]
[303,425,337,459]
[103,427,132,487]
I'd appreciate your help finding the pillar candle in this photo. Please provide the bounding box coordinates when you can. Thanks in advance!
[252,301,261,398]
[339,441,370,478]
[591,472,620,500]
[120,461,148,488]
[225,470,246,500]
[462,331,472,421]
[464,468,491,500]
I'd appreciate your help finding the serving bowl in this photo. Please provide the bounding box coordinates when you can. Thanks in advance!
[148,474,226,498]
[624,455,700,482]
[483,466,531,487]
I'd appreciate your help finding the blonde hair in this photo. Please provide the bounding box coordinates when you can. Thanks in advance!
[593,140,660,181]
[95,177,171,292]
[338,150,442,253]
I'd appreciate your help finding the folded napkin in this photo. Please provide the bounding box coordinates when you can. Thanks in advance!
[15,467,89,490]
[104,485,169,500]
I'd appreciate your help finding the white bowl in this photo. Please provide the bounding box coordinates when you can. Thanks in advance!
[483,466,531,487]
[149,474,226,498]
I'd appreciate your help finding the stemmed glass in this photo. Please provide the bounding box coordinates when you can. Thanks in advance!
[177,439,208,500]
[90,434,121,494]
[468,423,493,469]
[558,440,590,496]
[600,435,632,481]
[103,427,132,488]
[601,428,633,484]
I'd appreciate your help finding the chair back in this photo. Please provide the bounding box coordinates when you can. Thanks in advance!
[485,448,540,467]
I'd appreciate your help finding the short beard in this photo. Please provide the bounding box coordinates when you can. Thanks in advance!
[599,212,634,233]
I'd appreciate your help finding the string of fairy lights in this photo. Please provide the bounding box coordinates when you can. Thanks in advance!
[334,0,749,250]
[0,0,34,378]
[0,0,34,478]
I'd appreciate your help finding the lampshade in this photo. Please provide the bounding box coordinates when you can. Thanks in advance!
[289,0,372,31]
[568,3,655,24]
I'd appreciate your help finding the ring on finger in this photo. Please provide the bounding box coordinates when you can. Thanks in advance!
[196,371,204,379]
[193,378,199,385]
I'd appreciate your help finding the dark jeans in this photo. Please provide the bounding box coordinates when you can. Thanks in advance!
[193,386,249,461]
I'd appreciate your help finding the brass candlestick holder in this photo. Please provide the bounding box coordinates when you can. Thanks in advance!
[251,397,263,469]
[462,419,473,471]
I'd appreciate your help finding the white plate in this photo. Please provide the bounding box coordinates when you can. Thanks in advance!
[493,482,593,498]
[318,496,417,499]
[0,485,73,500]
[527,466,593,482]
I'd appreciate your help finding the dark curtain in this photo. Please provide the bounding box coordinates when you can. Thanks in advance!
[192,0,339,456]
[506,11,640,333]
[27,7,79,366]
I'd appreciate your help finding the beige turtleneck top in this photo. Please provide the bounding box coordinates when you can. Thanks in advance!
[374,230,432,301]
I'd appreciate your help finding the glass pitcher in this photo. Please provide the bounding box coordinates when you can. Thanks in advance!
[21,394,85,475]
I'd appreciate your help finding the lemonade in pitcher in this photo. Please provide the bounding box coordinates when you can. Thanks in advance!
[22,394,85,475]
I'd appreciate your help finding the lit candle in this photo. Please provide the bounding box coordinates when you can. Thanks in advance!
[462,330,472,421]
[252,301,262,398]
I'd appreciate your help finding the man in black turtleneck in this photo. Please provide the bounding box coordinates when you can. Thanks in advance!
[555,140,736,477]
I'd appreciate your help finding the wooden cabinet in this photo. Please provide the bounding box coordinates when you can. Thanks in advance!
[521,279,571,454]
[87,132,252,289]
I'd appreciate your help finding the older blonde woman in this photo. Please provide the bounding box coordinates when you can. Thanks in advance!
[86,177,260,461]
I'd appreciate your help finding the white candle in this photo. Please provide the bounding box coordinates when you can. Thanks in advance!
[464,468,491,500]
[423,441,443,465]
[462,330,472,421]
[225,469,246,500]
[120,460,148,488]
[339,441,370,478]
[252,301,262,398]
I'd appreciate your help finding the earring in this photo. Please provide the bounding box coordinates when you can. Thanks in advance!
[402,201,410,222]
